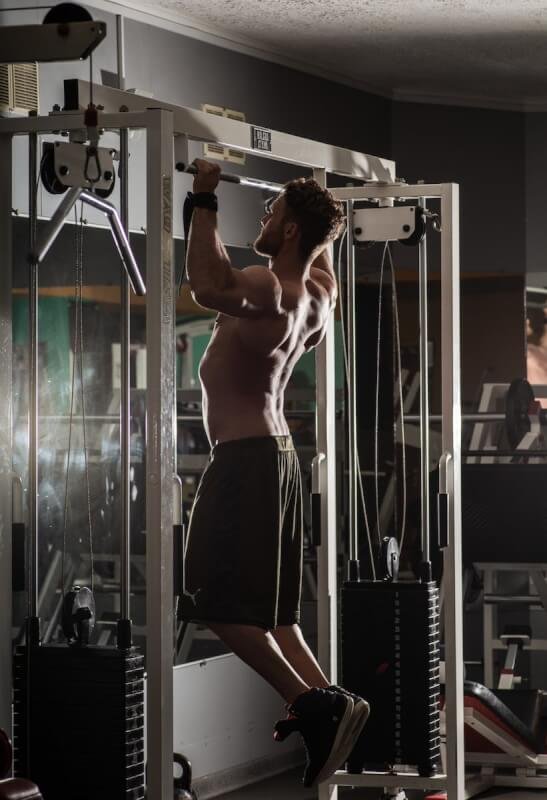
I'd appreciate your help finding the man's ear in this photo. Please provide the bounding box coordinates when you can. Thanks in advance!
[283,221,299,240]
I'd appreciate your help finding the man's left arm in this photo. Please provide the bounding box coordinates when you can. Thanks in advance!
[186,160,281,318]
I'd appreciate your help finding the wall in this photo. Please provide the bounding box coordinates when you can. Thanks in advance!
[525,113,547,285]
[391,100,527,277]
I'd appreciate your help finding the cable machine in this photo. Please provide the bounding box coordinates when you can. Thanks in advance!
[320,184,463,800]
[0,26,468,799]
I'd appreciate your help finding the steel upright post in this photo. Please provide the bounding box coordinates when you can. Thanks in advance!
[145,108,175,800]
[346,201,359,573]
[28,132,39,624]
[418,200,430,562]
[313,168,338,688]
[117,11,131,632]
[439,184,465,800]
[0,133,13,735]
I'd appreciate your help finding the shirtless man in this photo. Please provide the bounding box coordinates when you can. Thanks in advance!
[180,159,369,787]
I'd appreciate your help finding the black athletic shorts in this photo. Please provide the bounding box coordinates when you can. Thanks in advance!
[180,435,303,630]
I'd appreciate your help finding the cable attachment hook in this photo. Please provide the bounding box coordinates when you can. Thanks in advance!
[422,208,442,233]
[83,103,101,184]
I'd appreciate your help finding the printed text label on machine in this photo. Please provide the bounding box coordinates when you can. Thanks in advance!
[251,126,272,152]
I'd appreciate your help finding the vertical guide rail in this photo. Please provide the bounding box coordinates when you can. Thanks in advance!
[117,12,131,634]
[439,184,465,800]
[119,133,131,622]
[145,108,175,800]
[0,133,13,734]
[346,201,359,574]
[313,168,338,694]
[418,199,430,562]
[28,133,38,620]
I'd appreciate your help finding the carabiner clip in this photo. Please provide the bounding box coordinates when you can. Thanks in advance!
[84,145,101,185]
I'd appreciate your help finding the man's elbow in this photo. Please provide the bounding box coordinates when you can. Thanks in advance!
[191,287,215,309]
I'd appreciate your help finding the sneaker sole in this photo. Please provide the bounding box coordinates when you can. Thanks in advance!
[312,698,370,787]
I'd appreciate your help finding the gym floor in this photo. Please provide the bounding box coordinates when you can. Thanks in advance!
[223,768,546,800]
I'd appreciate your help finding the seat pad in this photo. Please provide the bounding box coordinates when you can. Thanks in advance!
[463,681,538,752]
[0,778,42,800]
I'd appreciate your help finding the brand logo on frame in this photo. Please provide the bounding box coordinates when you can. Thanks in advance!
[251,126,272,152]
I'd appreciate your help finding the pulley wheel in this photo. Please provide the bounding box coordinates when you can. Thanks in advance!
[398,206,426,247]
[40,143,67,195]
[43,3,93,24]
[62,585,96,645]
[379,536,400,582]
[505,378,534,450]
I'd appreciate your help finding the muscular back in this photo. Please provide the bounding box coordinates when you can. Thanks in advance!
[199,268,334,445]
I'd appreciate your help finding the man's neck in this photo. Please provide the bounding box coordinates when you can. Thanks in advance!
[270,252,310,282]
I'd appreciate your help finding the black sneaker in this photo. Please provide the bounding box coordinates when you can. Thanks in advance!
[328,684,370,729]
[273,687,366,787]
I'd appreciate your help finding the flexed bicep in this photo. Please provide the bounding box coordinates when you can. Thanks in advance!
[194,265,283,318]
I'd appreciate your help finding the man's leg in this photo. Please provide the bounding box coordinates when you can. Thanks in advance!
[272,624,330,689]
[207,621,310,704]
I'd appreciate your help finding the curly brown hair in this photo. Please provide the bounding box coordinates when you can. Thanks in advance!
[282,178,346,261]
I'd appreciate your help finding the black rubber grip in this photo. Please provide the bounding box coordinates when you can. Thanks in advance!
[173,524,185,597]
[437,493,449,549]
[12,522,25,592]
[311,493,321,547]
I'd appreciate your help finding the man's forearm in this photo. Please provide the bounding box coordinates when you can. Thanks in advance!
[186,209,233,298]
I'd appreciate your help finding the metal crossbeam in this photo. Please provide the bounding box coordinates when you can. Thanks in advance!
[63,79,396,181]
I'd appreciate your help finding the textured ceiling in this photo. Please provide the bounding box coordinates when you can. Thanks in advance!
[117,0,547,110]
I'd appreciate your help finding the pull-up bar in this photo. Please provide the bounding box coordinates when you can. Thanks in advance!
[31,186,146,296]
[175,162,283,194]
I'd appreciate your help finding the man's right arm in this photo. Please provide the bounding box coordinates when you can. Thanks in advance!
[310,248,338,309]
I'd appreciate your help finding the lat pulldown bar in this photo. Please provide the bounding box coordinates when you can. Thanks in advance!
[175,162,283,194]
[31,186,146,296]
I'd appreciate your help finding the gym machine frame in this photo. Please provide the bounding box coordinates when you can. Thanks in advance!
[0,91,401,798]
[320,183,464,800]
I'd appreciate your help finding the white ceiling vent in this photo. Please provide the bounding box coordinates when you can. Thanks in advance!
[201,103,246,165]
[0,63,39,115]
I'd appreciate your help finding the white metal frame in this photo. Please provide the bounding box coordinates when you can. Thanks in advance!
[476,561,547,688]
[0,98,400,798]
[319,183,464,800]
[444,705,547,793]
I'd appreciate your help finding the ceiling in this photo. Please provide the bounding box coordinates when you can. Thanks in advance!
[114,0,547,111]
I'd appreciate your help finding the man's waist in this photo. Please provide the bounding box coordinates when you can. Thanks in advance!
[212,434,294,453]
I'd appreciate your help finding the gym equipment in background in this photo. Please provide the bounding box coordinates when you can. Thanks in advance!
[0,2,106,64]
[0,727,42,800]
[342,539,441,777]
[13,20,146,791]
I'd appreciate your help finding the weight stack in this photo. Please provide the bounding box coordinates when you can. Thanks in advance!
[13,645,145,800]
[341,580,441,776]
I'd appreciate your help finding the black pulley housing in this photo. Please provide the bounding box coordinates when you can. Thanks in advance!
[40,141,116,198]
[40,142,67,194]
[398,205,426,246]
